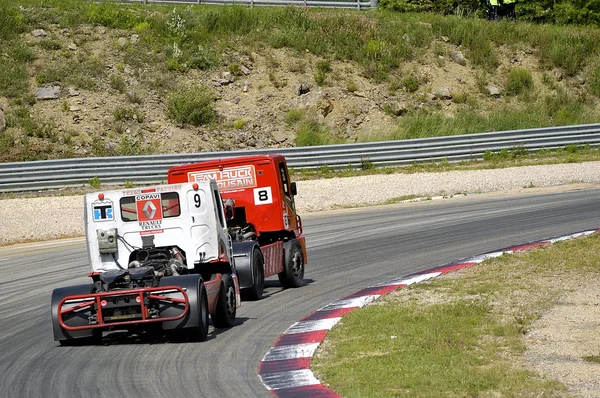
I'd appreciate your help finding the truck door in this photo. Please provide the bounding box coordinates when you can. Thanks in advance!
[277,161,297,232]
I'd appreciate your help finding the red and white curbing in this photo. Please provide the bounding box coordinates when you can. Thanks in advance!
[258,229,600,397]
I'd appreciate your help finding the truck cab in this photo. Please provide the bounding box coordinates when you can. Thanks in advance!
[168,155,307,299]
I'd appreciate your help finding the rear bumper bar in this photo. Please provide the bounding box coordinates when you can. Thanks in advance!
[57,285,189,331]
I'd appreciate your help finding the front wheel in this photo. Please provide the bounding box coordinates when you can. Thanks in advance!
[211,273,237,328]
[278,239,305,288]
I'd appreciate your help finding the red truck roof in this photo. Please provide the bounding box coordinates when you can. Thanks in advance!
[167,155,298,234]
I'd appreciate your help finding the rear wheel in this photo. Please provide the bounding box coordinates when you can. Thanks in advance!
[242,249,264,300]
[278,239,305,288]
[187,281,209,342]
[211,273,237,328]
[59,329,102,346]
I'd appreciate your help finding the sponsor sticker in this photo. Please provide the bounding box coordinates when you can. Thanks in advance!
[92,199,114,222]
[253,186,273,205]
[136,194,163,233]
[188,165,257,191]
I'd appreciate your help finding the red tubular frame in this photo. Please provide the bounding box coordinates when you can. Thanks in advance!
[58,286,189,331]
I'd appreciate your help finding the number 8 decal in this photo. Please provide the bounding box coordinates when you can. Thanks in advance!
[253,187,273,205]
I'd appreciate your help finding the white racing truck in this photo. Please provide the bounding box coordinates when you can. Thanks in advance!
[51,181,240,345]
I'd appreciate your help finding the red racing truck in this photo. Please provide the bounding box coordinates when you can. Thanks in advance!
[168,155,306,300]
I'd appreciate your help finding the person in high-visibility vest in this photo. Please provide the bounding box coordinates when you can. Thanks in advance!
[503,0,517,21]
[487,0,499,21]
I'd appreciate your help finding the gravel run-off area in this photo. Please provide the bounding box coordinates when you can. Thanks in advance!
[2,161,600,397]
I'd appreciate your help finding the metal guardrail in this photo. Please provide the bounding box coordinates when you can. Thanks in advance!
[120,0,377,9]
[1,124,600,192]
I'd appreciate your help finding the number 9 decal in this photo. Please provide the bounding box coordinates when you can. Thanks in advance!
[253,187,273,205]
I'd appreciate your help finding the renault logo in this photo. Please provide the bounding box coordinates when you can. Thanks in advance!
[142,201,156,219]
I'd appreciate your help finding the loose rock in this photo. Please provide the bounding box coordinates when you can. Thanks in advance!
[297,83,310,96]
[385,100,408,116]
[435,87,452,100]
[35,86,61,100]
[450,50,467,66]
[486,85,501,97]
[31,29,47,37]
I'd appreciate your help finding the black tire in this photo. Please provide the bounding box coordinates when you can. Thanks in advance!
[186,281,209,342]
[278,239,305,288]
[242,249,264,301]
[211,273,237,328]
[59,329,102,346]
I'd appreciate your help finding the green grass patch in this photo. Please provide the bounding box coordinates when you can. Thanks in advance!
[314,233,600,396]
[582,355,600,364]
[366,90,599,141]
[36,55,105,90]
[166,85,216,126]
[505,67,534,96]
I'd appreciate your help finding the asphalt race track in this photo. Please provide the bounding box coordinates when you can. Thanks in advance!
[1,187,599,398]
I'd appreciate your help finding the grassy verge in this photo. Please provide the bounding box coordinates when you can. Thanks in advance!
[1,1,600,161]
[312,233,600,397]
[290,144,600,180]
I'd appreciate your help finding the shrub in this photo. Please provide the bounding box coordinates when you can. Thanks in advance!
[295,120,329,146]
[0,57,28,98]
[166,85,216,126]
[505,68,534,96]
[286,108,305,126]
[403,75,419,93]
[316,60,332,74]
[314,71,327,86]
[228,63,243,76]
[0,3,24,41]
[113,107,136,122]
[110,75,127,93]
[89,176,101,188]
[346,80,359,92]
[589,64,600,98]
[233,119,245,129]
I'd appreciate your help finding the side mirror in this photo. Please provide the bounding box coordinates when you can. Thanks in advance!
[224,198,235,220]
[291,182,297,196]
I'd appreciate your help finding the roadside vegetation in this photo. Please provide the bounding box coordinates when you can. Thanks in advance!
[1,0,600,162]
[312,232,600,397]
[290,143,600,180]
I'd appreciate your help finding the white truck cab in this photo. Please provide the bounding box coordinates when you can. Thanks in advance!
[84,181,233,274]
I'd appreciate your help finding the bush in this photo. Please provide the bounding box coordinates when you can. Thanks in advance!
[403,75,419,93]
[166,85,216,126]
[89,176,101,189]
[0,3,24,41]
[286,108,305,126]
[589,64,600,97]
[0,57,28,98]
[110,75,127,93]
[505,68,534,96]
[233,119,245,129]
[295,120,329,146]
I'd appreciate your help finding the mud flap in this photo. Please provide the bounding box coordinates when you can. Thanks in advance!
[232,241,260,290]
[159,274,203,331]
[51,284,96,342]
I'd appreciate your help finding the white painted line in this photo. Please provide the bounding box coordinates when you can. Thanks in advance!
[465,251,505,264]
[547,230,596,243]
[259,369,321,390]
[262,343,320,362]
[318,295,379,311]
[0,258,7,262]
[380,272,441,287]
[285,318,341,335]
